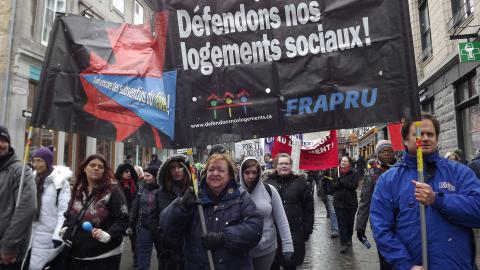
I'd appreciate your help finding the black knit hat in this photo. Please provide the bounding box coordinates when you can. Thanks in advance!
[0,126,10,145]
[144,166,159,179]
[208,144,227,157]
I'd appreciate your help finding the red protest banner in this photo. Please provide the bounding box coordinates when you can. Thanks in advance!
[387,123,404,151]
[301,131,338,170]
[271,136,293,159]
[271,131,339,170]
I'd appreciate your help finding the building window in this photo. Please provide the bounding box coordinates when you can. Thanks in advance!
[41,0,66,46]
[421,98,435,114]
[451,0,473,26]
[113,0,125,14]
[31,0,38,38]
[418,0,432,61]
[97,139,114,165]
[455,72,479,160]
[134,1,144,25]
[79,4,103,20]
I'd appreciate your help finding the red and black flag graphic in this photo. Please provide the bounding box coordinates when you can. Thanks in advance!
[33,12,176,148]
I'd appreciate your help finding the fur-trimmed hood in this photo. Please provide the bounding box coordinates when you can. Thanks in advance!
[157,154,191,187]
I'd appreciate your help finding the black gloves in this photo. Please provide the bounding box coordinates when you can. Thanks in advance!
[201,232,225,250]
[357,230,371,248]
[357,230,367,243]
[52,240,62,248]
[179,187,199,211]
[282,251,295,265]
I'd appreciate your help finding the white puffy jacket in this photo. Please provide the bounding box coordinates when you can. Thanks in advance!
[29,166,72,270]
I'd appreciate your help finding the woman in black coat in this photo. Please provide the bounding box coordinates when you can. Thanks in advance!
[160,153,263,270]
[149,154,191,270]
[114,163,139,266]
[332,156,359,254]
[265,153,314,270]
[129,166,161,270]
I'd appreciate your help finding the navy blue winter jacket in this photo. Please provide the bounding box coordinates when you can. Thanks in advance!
[370,151,480,270]
[160,178,263,270]
[130,182,160,228]
[468,154,480,180]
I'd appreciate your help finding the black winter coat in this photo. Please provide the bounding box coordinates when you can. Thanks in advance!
[149,186,183,263]
[468,154,480,179]
[64,185,129,258]
[130,183,160,229]
[265,172,314,245]
[160,179,263,270]
[356,165,388,232]
[149,155,190,268]
[321,169,336,196]
[332,169,359,209]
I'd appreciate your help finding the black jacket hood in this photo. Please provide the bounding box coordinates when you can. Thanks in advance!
[157,154,191,187]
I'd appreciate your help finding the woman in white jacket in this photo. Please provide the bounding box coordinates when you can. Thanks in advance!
[239,157,294,270]
[29,146,71,270]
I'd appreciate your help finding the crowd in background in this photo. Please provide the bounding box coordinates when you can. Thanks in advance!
[1,114,480,270]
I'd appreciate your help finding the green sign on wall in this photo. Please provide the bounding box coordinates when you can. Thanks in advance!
[459,42,480,63]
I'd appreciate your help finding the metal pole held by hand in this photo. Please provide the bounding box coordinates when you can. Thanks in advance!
[186,164,215,270]
[16,127,33,207]
[415,121,428,270]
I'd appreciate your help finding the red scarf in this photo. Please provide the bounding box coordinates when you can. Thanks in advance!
[339,164,351,175]
[121,178,136,195]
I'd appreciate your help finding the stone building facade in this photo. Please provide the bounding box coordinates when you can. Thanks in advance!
[409,0,480,160]
[409,0,480,266]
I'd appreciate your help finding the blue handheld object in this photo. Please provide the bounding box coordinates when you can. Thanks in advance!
[82,221,93,232]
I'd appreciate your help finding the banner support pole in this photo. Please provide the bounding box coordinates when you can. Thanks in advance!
[16,126,33,206]
[415,122,428,270]
[186,157,215,270]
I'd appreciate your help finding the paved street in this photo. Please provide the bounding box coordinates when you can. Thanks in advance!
[120,237,158,270]
[300,191,379,270]
[120,190,379,270]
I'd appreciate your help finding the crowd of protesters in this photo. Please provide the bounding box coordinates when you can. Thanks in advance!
[1,113,480,270]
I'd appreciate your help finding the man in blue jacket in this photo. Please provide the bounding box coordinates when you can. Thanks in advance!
[370,113,480,270]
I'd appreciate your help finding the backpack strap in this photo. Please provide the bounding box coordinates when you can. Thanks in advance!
[263,183,279,229]
[63,190,97,247]
[264,183,272,198]
[56,188,61,206]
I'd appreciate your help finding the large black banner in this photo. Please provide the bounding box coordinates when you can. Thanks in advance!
[33,0,420,147]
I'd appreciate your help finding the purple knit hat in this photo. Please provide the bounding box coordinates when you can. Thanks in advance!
[32,146,55,169]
